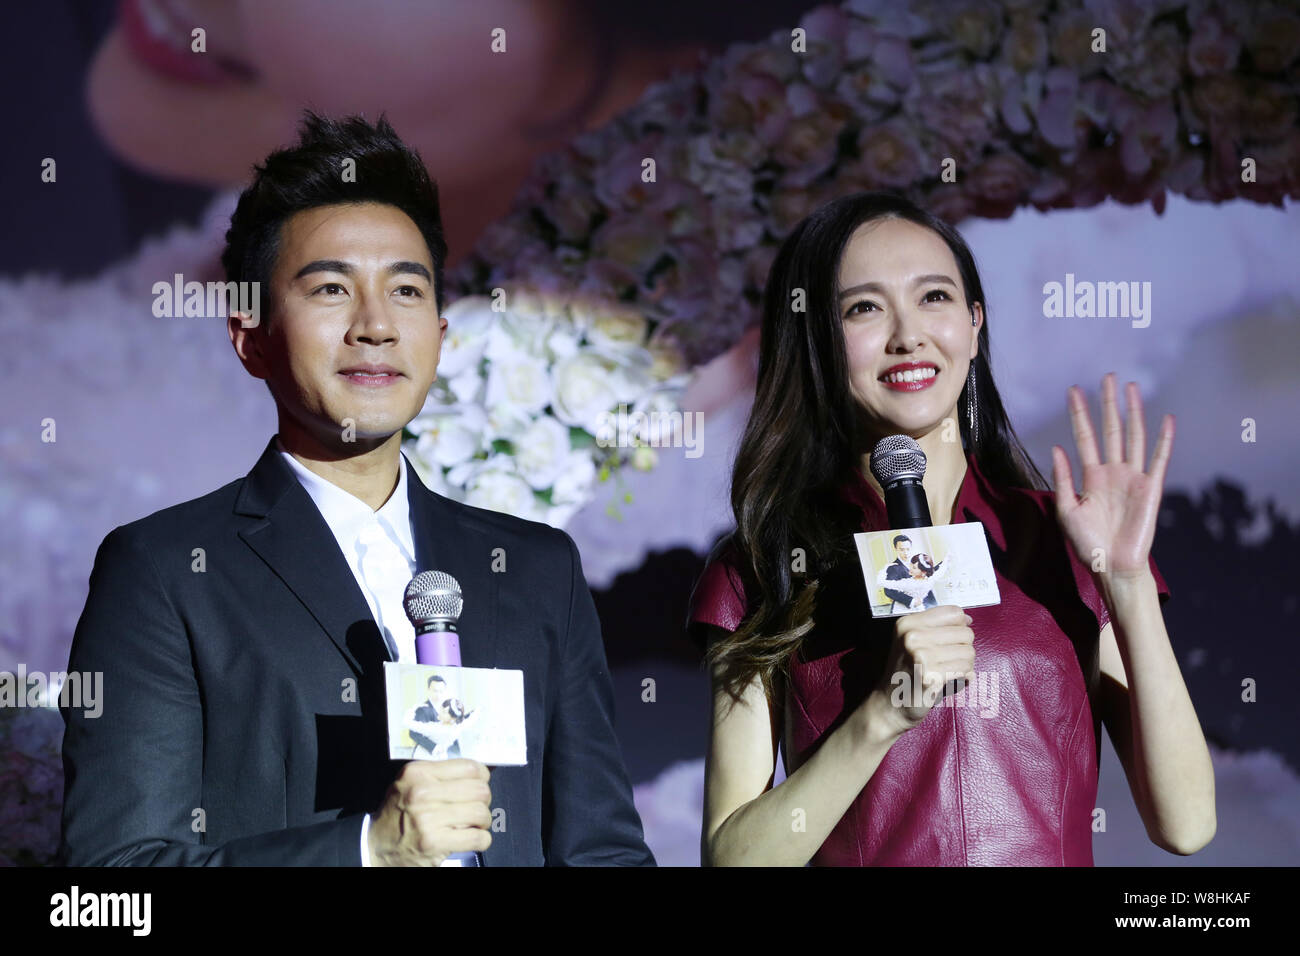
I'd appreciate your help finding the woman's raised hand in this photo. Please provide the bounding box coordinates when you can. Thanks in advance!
[1052,373,1174,579]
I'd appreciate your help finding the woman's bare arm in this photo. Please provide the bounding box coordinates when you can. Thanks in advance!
[701,625,906,866]
[1097,579,1216,855]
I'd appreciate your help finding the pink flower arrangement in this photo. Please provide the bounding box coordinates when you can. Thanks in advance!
[0,705,63,866]
[449,0,1300,369]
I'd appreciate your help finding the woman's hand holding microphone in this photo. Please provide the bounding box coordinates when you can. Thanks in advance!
[860,605,975,740]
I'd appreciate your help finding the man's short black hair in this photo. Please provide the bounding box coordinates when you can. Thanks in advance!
[892,534,911,548]
[221,110,448,327]
[428,675,447,688]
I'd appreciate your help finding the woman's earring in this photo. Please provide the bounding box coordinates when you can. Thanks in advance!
[966,362,978,446]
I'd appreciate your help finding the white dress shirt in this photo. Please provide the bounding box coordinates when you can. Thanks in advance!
[276,438,417,868]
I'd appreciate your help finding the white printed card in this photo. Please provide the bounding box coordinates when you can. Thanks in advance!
[854,522,1001,618]
[384,661,527,766]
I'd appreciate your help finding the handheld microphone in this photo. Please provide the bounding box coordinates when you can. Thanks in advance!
[869,435,964,698]
[869,435,931,529]
[401,570,481,867]
[404,570,463,666]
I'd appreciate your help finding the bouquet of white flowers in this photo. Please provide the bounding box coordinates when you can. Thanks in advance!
[403,288,691,527]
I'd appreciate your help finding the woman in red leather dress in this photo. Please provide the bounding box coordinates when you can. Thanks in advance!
[689,192,1216,866]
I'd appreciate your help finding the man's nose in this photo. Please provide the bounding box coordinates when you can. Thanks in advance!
[350,292,398,343]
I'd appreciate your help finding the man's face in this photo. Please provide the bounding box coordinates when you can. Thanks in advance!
[234,201,446,452]
[894,540,912,562]
[429,680,445,703]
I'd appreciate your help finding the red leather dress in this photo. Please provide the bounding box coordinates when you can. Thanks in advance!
[688,450,1170,865]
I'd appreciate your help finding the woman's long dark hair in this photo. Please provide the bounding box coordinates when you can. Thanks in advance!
[704,191,1047,705]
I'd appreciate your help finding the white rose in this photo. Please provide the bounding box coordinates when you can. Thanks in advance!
[604,346,656,403]
[546,323,581,362]
[404,444,453,498]
[485,401,533,441]
[486,293,561,360]
[438,296,494,379]
[485,348,553,416]
[551,352,621,432]
[409,404,486,468]
[586,305,648,354]
[446,369,485,405]
[445,457,480,489]
[631,386,686,446]
[552,450,598,505]
[464,463,539,520]
[512,415,573,490]
[511,286,576,319]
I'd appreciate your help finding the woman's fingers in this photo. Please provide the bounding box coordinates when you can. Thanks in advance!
[1126,380,1146,469]
[1067,384,1102,468]
[1101,372,1125,464]
[1149,413,1175,490]
[1052,444,1078,520]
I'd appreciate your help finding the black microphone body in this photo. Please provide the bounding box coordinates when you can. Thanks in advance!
[869,435,932,530]
[883,475,931,529]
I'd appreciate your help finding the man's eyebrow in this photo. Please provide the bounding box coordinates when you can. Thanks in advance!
[838,274,957,299]
[292,259,432,283]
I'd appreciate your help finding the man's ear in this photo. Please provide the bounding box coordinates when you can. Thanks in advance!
[228,311,269,380]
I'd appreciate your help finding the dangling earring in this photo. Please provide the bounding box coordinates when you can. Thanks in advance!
[966,363,978,447]
[967,312,979,447]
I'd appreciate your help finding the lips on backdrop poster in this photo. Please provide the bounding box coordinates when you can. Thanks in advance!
[2,0,1299,868]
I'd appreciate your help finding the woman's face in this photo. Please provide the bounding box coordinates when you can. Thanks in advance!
[88,0,589,187]
[837,217,983,442]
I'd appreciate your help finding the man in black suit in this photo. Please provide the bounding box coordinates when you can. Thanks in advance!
[59,112,654,867]
[878,534,937,612]
[405,676,474,760]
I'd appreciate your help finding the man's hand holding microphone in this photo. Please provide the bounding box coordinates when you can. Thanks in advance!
[368,758,493,867]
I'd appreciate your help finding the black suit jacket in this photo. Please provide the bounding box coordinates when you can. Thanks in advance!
[59,437,654,866]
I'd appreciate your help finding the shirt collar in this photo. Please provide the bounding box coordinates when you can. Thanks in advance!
[275,435,415,562]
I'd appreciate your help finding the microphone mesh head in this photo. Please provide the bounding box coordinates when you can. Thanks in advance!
[403,570,463,627]
[869,435,928,485]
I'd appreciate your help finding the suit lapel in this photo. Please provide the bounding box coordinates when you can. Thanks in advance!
[234,437,389,675]
[403,453,498,671]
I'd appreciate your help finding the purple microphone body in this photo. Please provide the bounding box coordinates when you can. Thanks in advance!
[415,630,460,667]
[404,570,464,666]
